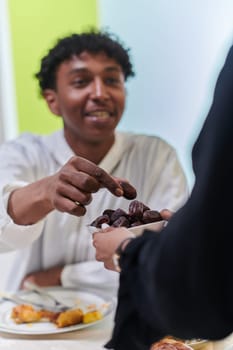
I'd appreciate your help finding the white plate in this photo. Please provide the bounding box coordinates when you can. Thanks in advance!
[0,287,114,335]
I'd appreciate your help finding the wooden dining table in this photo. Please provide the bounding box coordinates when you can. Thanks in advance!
[0,307,232,350]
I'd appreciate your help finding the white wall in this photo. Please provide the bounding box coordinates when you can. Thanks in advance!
[0,0,18,291]
[0,0,18,143]
[99,0,233,188]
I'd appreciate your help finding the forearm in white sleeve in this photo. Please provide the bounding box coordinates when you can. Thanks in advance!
[61,261,119,300]
[0,182,44,253]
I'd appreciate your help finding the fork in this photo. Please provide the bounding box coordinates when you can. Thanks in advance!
[0,292,68,312]
[23,281,73,310]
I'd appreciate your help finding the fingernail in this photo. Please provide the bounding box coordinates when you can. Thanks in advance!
[115,188,124,196]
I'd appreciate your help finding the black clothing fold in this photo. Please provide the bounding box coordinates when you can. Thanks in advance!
[106,44,233,349]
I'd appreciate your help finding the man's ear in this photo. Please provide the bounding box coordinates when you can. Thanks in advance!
[43,89,61,116]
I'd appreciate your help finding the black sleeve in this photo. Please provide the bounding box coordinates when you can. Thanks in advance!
[106,44,233,350]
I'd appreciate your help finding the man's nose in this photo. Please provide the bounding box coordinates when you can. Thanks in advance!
[90,78,109,100]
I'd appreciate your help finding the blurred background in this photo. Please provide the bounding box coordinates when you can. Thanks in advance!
[0,0,233,288]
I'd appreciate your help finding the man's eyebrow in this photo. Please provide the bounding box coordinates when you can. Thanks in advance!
[104,66,122,73]
[68,68,89,76]
[68,66,122,76]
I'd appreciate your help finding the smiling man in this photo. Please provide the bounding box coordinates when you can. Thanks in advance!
[43,50,126,161]
[0,30,188,298]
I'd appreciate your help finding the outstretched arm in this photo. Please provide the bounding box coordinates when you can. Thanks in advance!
[7,156,136,225]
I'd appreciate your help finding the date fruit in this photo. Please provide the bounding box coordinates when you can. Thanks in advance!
[142,210,162,223]
[112,216,130,228]
[119,181,137,200]
[129,200,150,219]
[90,214,110,228]
[90,200,163,229]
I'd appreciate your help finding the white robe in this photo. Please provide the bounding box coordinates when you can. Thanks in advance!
[0,130,189,298]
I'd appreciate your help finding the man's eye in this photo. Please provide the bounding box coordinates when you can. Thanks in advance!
[72,79,88,87]
[105,77,121,85]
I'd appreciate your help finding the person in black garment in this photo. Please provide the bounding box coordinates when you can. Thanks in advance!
[92,43,233,350]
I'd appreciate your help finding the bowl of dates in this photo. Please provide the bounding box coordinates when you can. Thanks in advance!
[89,200,166,236]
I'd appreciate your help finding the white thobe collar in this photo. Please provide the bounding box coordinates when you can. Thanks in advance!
[43,129,134,173]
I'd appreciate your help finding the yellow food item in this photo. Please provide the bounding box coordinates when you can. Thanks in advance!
[11,304,103,328]
[11,304,41,324]
[83,310,103,324]
[55,308,83,328]
[11,304,58,324]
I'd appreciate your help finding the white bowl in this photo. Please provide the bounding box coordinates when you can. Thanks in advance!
[88,220,166,236]
[128,220,166,236]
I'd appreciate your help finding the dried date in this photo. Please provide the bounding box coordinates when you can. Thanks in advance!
[90,214,110,228]
[103,209,115,218]
[110,208,129,222]
[129,200,150,219]
[112,216,130,228]
[142,210,162,223]
[90,200,163,229]
[119,181,137,200]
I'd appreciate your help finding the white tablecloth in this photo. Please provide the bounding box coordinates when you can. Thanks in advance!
[0,311,113,350]
[0,311,232,350]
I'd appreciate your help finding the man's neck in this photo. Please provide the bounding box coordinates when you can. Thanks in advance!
[66,135,115,165]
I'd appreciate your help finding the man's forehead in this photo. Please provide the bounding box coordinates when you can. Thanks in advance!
[58,51,123,74]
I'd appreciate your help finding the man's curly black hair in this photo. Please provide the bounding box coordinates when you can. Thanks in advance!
[36,29,135,93]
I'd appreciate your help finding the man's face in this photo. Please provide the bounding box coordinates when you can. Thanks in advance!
[45,51,126,145]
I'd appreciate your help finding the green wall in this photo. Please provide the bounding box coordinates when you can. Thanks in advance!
[8,0,98,134]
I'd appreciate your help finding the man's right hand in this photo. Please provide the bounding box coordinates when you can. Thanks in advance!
[46,156,130,216]
[8,156,137,224]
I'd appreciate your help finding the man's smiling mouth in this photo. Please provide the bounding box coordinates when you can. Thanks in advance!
[85,111,112,119]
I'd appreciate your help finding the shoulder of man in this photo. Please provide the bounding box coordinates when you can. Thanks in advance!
[117,131,175,152]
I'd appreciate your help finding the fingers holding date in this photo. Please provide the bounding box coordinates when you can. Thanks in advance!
[90,200,163,229]
[118,181,137,200]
